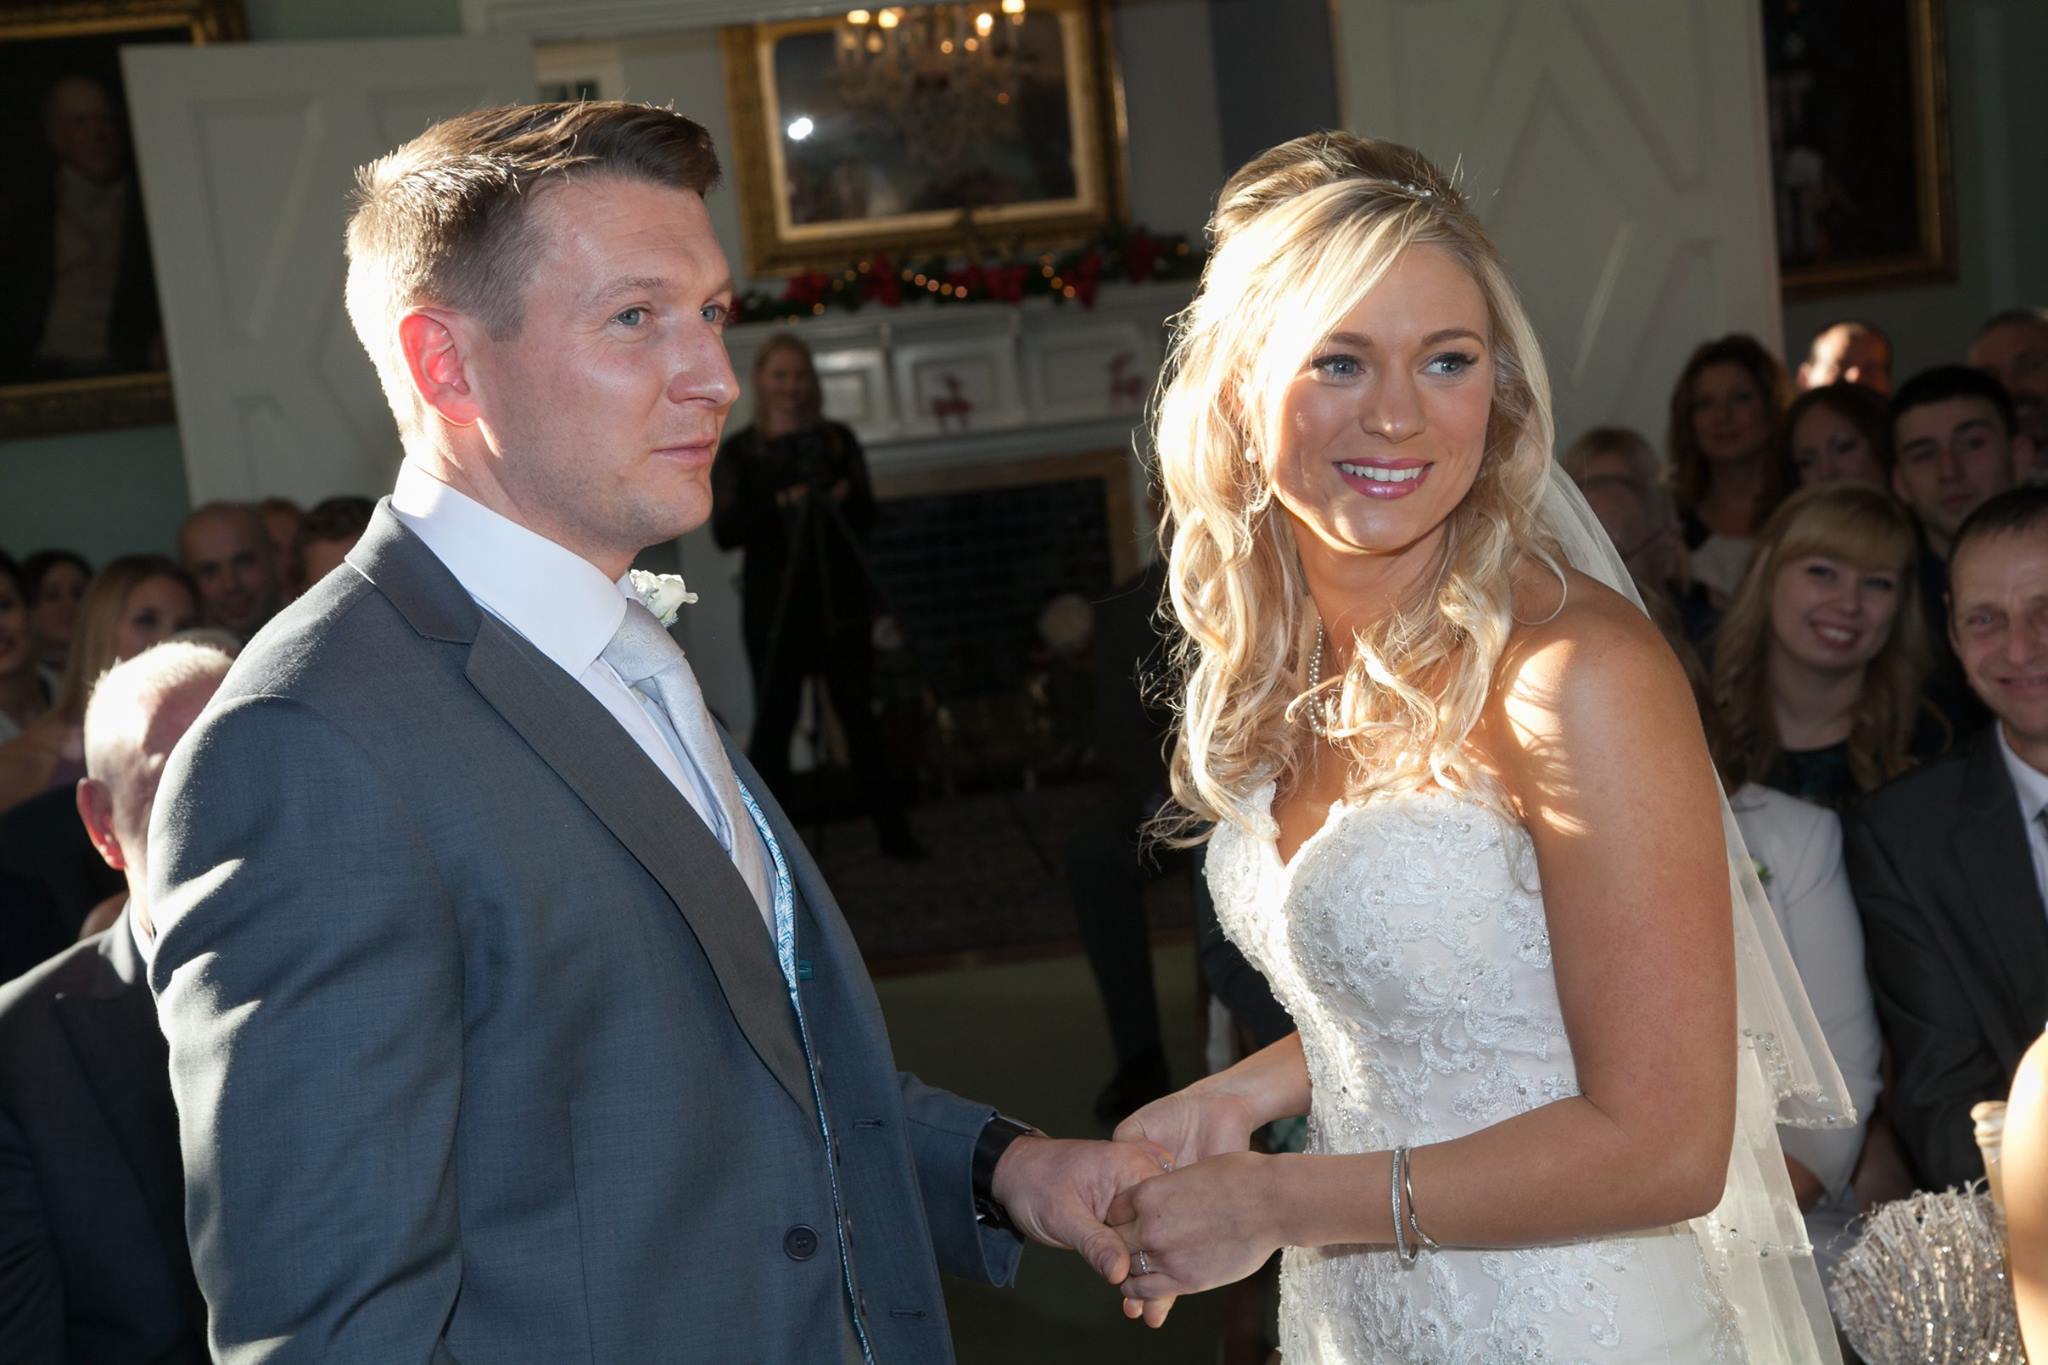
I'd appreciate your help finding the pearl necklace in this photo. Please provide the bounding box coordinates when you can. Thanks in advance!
[1304,621,1338,738]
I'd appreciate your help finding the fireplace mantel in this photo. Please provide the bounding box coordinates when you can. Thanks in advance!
[726,280,1194,482]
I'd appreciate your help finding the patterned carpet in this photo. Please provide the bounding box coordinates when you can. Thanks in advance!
[798,778,1194,968]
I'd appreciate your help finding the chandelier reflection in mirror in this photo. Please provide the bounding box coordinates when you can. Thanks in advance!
[810,3,1075,216]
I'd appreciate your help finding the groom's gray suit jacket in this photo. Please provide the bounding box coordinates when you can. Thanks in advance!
[147,505,1020,1363]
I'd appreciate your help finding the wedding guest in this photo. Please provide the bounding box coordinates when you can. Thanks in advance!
[1969,306,2048,464]
[1892,364,2033,737]
[1578,473,1720,653]
[1796,319,1893,395]
[0,556,48,746]
[1729,783,1883,1283]
[1711,483,1936,808]
[177,502,282,642]
[0,556,196,814]
[1559,423,1663,487]
[1846,485,2048,1191]
[1668,334,1793,596]
[0,642,224,1361]
[710,332,920,858]
[19,549,89,677]
[2004,1025,2048,1355]
[258,496,305,601]
[1785,381,1891,489]
[296,495,375,587]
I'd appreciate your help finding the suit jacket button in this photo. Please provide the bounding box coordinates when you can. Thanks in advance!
[785,1224,820,1261]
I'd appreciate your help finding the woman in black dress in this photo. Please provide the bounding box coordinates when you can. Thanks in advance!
[711,333,920,858]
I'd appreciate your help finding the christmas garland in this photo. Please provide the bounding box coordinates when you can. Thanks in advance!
[735,226,1203,324]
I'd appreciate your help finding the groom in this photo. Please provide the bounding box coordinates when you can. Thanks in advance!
[147,102,1163,1363]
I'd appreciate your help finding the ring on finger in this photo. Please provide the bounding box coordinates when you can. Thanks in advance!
[1132,1249,1153,1276]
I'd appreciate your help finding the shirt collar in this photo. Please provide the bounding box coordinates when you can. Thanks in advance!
[1997,723,2048,826]
[389,461,629,676]
[125,899,152,969]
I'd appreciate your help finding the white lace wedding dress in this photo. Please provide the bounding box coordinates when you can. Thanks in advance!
[1208,781,1750,1364]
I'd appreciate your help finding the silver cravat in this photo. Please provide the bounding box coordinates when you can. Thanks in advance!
[602,601,774,925]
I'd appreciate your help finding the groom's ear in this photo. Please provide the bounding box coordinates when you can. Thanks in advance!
[398,307,483,429]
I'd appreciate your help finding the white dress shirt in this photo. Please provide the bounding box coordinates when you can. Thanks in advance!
[1997,723,2048,913]
[390,462,772,930]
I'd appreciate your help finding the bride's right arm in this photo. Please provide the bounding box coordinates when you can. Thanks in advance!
[1115,1032,1311,1167]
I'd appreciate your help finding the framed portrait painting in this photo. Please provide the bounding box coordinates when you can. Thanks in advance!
[1763,0,1954,298]
[721,1,1127,276]
[0,0,245,439]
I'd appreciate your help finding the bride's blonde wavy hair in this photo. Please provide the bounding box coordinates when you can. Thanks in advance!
[1153,132,1561,837]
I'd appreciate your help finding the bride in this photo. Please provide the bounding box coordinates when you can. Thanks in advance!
[1107,133,1849,1362]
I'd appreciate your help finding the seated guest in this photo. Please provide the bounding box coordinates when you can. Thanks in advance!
[1796,319,1894,394]
[1846,485,2048,1191]
[1968,306,2048,464]
[0,641,224,1360]
[296,495,376,587]
[177,502,282,642]
[1711,483,1935,808]
[0,556,48,745]
[1893,365,2034,735]
[0,556,196,814]
[1559,423,1664,486]
[1667,334,1793,596]
[1729,784,1884,1283]
[19,549,89,678]
[1578,472,1720,652]
[1784,381,1892,489]
[258,497,305,602]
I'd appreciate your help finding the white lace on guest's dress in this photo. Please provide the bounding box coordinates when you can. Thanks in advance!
[1210,782,1750,1364]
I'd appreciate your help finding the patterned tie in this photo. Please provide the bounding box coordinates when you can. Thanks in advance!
[602,601,774,925]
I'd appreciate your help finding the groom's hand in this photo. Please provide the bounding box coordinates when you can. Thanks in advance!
[989,1135,1174,1287]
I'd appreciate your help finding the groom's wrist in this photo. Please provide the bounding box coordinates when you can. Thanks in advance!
[973,1114,1040,1233]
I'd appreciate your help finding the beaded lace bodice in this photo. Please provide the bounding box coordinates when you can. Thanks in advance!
[1207,783,1741,1364]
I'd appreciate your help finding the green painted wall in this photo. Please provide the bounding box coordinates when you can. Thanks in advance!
[0,0,462,566]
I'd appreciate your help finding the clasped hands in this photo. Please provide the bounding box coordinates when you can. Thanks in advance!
[992,1085,1281,1330]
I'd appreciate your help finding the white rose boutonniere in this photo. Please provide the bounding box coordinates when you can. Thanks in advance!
[1751,856,1773,890]
[627,569,698,627]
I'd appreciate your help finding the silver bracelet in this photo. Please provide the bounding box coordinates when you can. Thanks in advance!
[1390,1145,1415,1263]
[1403,1147,1442,1252]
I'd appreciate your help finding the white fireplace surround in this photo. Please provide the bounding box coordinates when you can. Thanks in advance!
[725,281,1192,484]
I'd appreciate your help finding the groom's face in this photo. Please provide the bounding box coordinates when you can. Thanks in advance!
[465,176,738,567]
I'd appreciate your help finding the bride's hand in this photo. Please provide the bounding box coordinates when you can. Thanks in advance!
[1107,1151,1282,1306]
[1113,1084,1258,1170]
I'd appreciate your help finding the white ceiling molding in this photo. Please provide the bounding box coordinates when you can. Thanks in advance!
[461,0,849,40]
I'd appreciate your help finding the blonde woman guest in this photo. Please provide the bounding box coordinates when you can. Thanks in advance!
[1784,382,1892,489]
[0,556,49,745]
[0,556,196,814]
[1104,133,1846,1362]
[1669,335,1794,596]
[1711,484,1939,809]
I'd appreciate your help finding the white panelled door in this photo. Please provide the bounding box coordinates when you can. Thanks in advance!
[122,38,535,505]
[1330,0,1782,454]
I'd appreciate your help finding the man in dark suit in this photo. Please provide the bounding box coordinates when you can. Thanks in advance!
[149,102,1166,1364]
[1846,484,2048,1190]
[0,640,226,1361]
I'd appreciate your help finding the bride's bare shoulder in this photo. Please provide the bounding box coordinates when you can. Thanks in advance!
[1482,561,1699,776]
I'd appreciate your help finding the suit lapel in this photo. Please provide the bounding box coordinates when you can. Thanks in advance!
[464,619,816,1125]
[53,912,191,1279]
[1951,730,2048,1062]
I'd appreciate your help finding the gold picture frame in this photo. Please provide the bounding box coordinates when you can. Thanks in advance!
[1765,0,1955,299]
[720,0,1127,277]
[0,0,245,439]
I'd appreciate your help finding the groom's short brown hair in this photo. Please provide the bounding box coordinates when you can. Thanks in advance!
[343,100,720,434]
